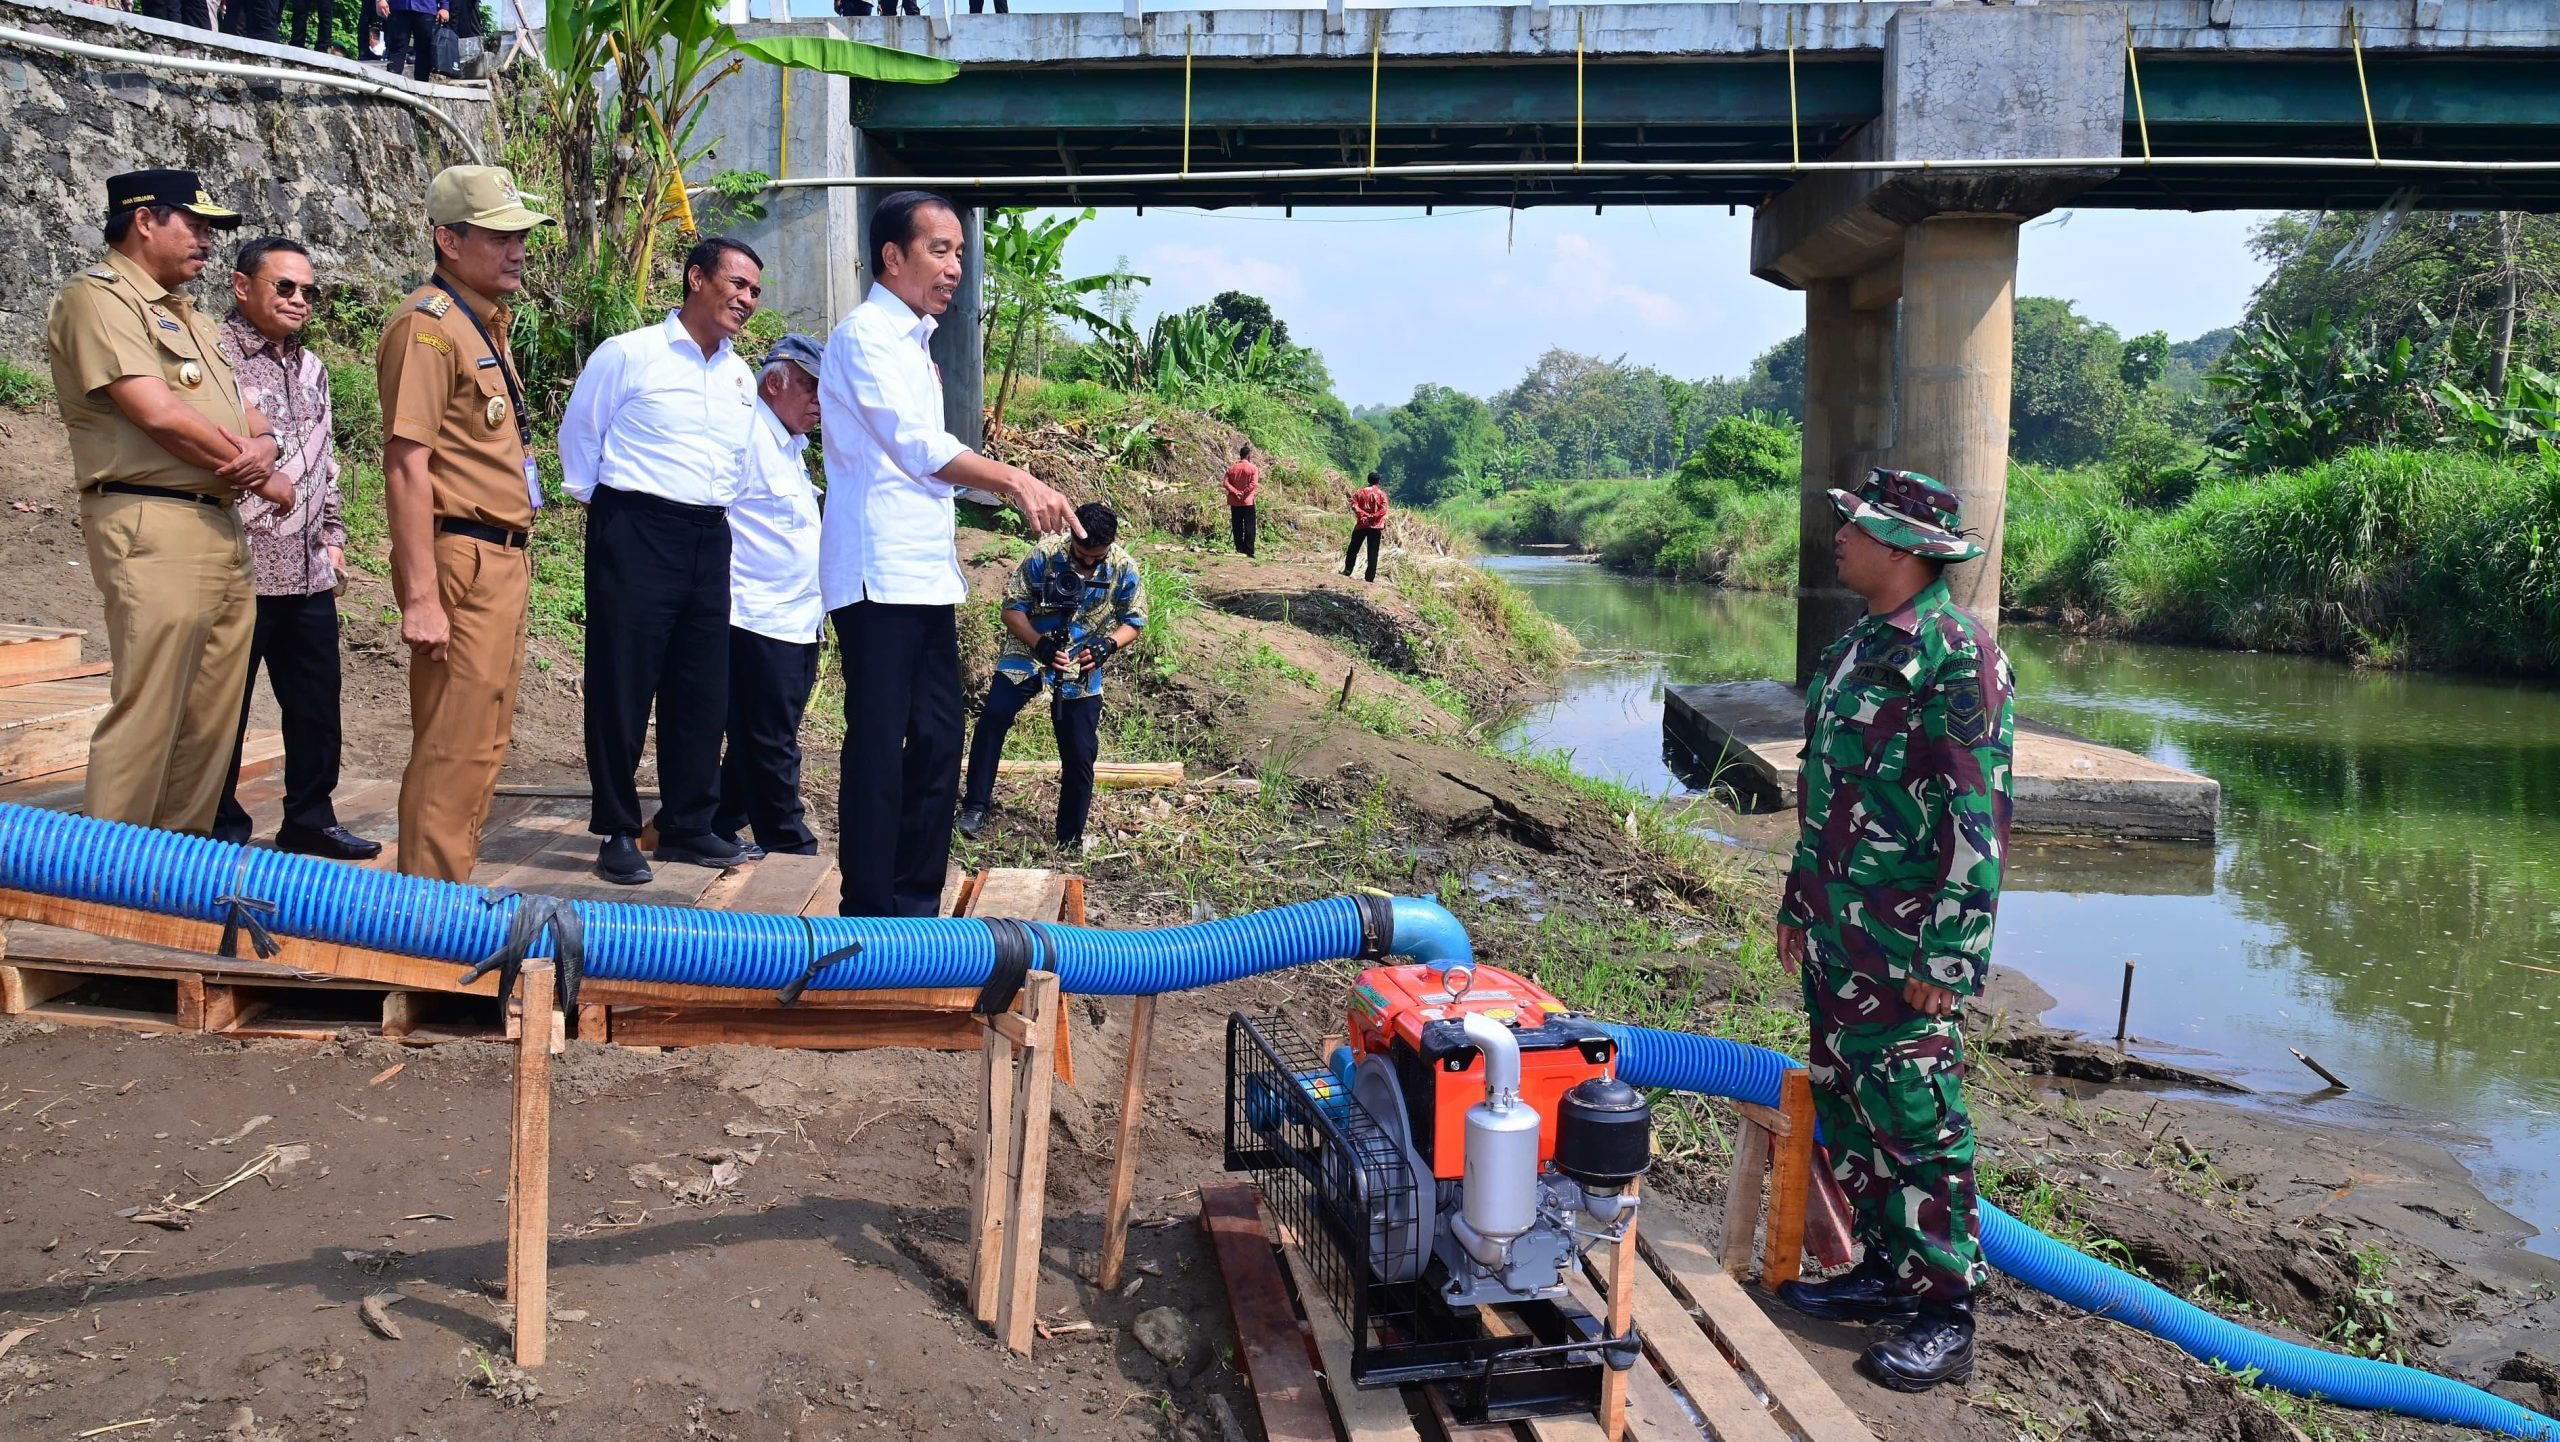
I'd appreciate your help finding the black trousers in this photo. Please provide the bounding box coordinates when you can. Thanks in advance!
[583,487,731,842]
[1343,525,1383,581]
[385,9,434,79]
[232,0,282,40]
[714,627,820,856]
[967,0,1008,10]
[285,0,331,49]
[138,0,214,26]
[212,590,346,842]
[1229,504,1256,558]
[832,600,962,917]
[963,672,1103,845]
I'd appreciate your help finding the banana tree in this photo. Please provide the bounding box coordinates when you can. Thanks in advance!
[527,0,958,305]
[984,208,1140,431]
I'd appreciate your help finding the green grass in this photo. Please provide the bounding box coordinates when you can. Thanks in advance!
[0,357,52,410]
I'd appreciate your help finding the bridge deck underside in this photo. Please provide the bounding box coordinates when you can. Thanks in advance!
[857,55,2560,211]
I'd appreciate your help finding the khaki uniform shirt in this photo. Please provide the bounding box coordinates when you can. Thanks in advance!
[45,248,246,498]
[375,273,534,532]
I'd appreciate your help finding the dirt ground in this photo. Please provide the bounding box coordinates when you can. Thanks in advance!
[6,397,2560,1441]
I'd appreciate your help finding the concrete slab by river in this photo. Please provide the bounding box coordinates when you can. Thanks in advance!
[1663,678,2223,840]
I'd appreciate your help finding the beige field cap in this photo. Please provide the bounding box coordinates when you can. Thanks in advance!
[425,166,555,231]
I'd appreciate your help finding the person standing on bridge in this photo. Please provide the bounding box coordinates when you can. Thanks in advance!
[1342,471,1389,582]
[1222,442,1260,558]
[817,188,1078,917]
[1772,467,2014,1395]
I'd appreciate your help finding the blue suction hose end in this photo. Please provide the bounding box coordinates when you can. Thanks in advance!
[1387,896,1474,968]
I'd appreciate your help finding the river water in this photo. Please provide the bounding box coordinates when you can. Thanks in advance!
[1480,555,2560,1255]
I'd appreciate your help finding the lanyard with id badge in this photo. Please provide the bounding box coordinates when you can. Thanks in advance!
[431,278,544,512]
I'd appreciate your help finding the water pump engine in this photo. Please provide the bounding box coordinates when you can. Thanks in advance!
[1225,960,1651,1421]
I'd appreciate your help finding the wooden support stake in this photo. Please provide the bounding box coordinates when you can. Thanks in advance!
[968,1003,1020,1324]
[507,959,555,1368]
[994,971,1060,1354]
[1719,1112,1772,1277]
[1761,1071,1816,1289]
[1597,1179,1641,1442]
[1095,993,1158,1291]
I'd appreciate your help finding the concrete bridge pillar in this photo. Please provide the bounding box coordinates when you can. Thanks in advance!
[929,205,988,452]
[1795,276,1898,683]
[1751,1,2123,659]
[1896,216,2018,638]
[691,23,865,335]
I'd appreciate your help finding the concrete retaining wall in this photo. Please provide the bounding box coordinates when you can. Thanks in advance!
[0,0,496,361]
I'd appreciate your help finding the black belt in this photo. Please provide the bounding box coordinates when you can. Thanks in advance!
[595,485,725,522]
[437,516,530,548]
[97,482,223,508]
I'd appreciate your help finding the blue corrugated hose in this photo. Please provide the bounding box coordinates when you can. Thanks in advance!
[1,803,2549,1437]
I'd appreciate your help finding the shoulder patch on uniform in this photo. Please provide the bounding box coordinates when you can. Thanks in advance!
[1940,663,1994,748]
[414,332,452,355]
[85,268,120,283]
[418,293,453,317]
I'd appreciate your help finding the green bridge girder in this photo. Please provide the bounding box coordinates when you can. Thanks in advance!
[854,54,2560,211]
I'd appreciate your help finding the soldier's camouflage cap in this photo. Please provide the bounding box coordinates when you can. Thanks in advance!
[425,165,554,232]
[1827,467,1984,562]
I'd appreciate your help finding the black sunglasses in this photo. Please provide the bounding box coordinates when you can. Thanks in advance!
[268,278,326,304]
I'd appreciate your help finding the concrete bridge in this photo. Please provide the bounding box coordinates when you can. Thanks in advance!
[690,0,2560,672]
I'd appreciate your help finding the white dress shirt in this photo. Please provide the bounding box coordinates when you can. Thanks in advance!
[729,399,825,644]
[818,284,971,609]
[558,312,758,508]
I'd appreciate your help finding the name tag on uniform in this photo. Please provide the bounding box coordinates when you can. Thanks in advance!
[156,316,183,332]
[477,356,500,370]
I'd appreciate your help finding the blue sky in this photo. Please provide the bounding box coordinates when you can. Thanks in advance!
[1048,205,2277,408]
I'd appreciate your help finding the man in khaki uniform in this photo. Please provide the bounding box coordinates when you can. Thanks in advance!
[46,170,295,833]
[375,166,553,882]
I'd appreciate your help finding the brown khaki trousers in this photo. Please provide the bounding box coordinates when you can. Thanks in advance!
[397,531,530,883]
[79,490,255,834]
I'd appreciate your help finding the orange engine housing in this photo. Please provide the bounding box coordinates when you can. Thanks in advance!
[1346,962,1618,1181]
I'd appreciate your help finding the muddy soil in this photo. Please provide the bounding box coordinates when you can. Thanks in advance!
[5,395,2559,1441]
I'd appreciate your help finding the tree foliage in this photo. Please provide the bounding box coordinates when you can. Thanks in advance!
[1377,383,1503,503]
[2011,298,2134,467]
[984,208,1137,431]
[1204,291,1290,353]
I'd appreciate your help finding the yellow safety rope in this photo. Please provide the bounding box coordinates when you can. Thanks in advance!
[2348,7,2381,164]
[1368,20,1381,177]
[1574,11,1585,172]
[1786,9,1799,170]
[2124,18,2152,165]
[778,67,790,182]
[1183,26,1194,179]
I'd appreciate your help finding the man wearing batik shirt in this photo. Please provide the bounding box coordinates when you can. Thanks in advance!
[956,502,1146,852]
[1772,467,2013,1395]
[210,236,379,860]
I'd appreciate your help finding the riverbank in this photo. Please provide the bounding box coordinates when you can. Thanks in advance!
[5,397,2558,1438]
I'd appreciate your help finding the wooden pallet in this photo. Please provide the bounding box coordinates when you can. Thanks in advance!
[1205,1183,1877,1442]
[0,624,93,687]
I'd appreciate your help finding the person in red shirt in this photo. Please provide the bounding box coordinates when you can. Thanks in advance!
[1343,472,1390,582]
[1221,443,1260,558]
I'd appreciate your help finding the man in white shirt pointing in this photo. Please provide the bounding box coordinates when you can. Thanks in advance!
[559,237,763,885]
[820,189,1078,917]
[713,332,827,860]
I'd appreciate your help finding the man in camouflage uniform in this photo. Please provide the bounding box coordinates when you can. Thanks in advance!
[1773,467,2015,1393]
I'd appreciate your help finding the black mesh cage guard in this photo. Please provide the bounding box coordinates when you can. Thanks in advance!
[1223,1010,1619,1423]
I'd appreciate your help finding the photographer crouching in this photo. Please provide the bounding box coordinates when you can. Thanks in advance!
[957,502,1148,852]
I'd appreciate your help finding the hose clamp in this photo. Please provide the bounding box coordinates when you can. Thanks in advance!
[1351,893,1395,962]
[465,890,585,1016]
[779,916,862,1008]
[975,916,1041,1016]
[212,846,280,961]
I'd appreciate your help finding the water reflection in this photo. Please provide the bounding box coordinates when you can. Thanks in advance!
[1480,555,2560,1252]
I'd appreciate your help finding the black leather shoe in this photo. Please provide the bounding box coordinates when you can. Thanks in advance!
[1860,1301,1975,1392]
[1776,1258,1919,1324]
[718,834,768,863]
[276,823,384,862]
[654,832,747,869]
[596,834,653,885]
[955,803,989,839]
